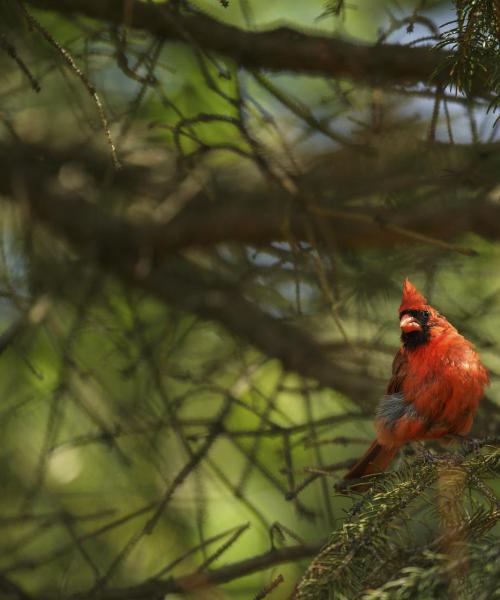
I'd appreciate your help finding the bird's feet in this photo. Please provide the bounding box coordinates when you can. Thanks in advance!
[414,442,459,465]
[444,434,482,455]
[460,436,482,455]
[414,442,439,464]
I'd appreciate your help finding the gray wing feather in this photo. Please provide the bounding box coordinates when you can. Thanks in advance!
[376,393,419,428]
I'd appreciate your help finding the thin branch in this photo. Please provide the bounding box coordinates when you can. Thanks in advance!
[0,33,41,92]
[18,1,120,168]
[254,574,285,600]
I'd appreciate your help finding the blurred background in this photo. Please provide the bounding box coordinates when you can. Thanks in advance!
[0,1,499,598]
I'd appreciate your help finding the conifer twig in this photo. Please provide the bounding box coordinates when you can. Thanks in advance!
[17,0,120,168]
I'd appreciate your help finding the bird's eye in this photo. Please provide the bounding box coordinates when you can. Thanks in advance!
[420,310,429,319]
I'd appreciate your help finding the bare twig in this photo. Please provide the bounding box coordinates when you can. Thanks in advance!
[18,0,120,168]
[254,574,285,600]
[0,33,40,92]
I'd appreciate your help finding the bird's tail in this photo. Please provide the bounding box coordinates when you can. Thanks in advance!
[344,440,399,486]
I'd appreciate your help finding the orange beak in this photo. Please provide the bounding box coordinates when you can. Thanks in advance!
[400,313,422,333]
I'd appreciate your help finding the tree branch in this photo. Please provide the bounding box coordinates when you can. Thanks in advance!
[3,137,499,395]
[24,0,488,93]
[0,147,381,398]
[89,541,324,599]
[2,141,500,256]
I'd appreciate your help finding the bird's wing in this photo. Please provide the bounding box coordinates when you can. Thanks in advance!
[376,349,423,446]
[386,349,408,395]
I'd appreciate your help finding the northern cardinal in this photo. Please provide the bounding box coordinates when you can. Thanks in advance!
[344,278,488,485]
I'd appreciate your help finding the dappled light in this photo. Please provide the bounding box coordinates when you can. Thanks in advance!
[0,1,499,599]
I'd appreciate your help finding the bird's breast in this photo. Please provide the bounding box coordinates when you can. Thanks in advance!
[403,332,487,427]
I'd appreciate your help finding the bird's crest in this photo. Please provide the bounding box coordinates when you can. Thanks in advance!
[399,278,429,313]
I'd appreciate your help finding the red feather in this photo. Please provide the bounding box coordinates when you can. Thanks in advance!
[344,278,488,487]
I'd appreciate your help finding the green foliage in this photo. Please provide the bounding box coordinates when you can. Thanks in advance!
[0,1,499,599]
[295,449,500,599]
[436,0,500,114]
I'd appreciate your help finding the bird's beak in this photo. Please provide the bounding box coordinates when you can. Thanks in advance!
[400,314,422,333]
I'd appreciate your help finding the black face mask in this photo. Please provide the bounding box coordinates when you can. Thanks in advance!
[400,309,430,350]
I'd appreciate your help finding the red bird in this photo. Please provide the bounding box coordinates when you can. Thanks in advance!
[344,278,488,485]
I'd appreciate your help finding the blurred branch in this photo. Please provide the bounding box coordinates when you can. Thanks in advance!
[3,141,500,256]
[25,0,490,96]
[0,32,41,93]
[254,574,285,600]
[0,574,32,600]
[285,459,355,500]
[0,296,51,356]
[0,162,377,398]
[16,1,120,168]
[89,540,324,599]
[0,318,25,356]
[2,139,500,392]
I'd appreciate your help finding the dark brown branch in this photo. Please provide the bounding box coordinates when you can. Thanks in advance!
[254,573,285,600]
[0,318,25,356]
[0,158,377,398]
[0,32,41,93]
[0,145,499,399]
[24,0,488,94]
[2,141,500,258]
[87,541,324,599]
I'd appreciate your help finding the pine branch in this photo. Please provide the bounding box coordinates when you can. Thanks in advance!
[294,448,500,599]
[23,0,491,96]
